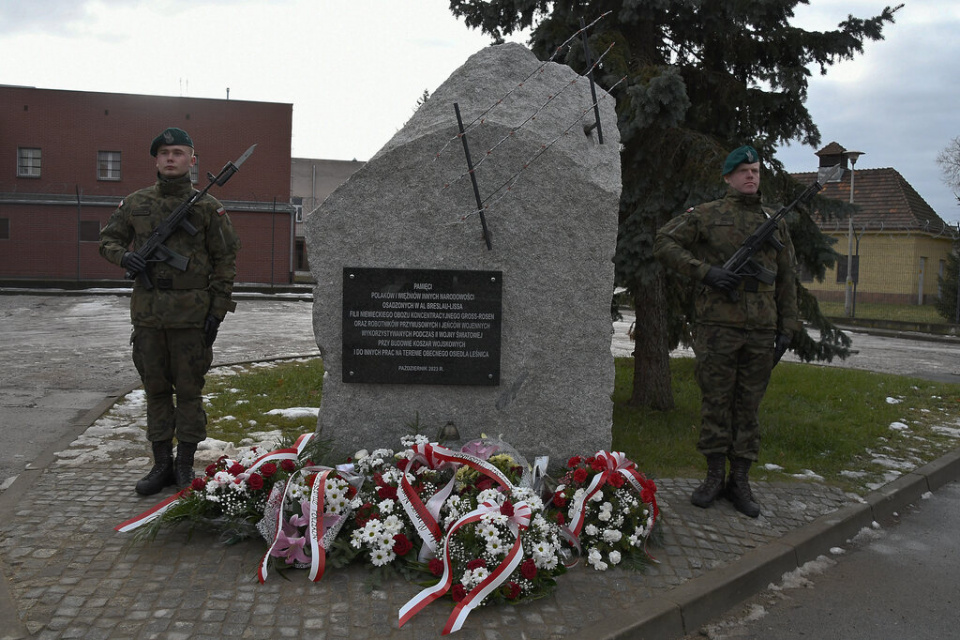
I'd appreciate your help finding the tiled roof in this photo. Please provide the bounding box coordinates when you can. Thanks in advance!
[792,167,955,236]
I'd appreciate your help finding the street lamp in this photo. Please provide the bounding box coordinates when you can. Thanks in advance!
[843,150,864,317]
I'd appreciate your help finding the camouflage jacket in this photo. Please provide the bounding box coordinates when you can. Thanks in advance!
[653,187,801,338]
[99,173,240,329]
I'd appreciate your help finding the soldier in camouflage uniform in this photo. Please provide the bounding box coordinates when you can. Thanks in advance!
[100,127,240,496]
[654,145,801,517]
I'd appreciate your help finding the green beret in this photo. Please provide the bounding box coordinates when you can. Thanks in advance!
[721,145,761,176]
[150,127,194,157]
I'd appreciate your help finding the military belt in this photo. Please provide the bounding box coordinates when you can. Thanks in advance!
[154,274,209,290]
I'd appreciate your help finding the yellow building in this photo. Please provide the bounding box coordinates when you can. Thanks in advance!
[795,142,956,309]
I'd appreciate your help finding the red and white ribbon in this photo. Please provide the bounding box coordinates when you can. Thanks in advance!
[399,499,532,634]
[114,488,189,532]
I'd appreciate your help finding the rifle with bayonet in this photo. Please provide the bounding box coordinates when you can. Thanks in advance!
[125,144,256,289]
[722,165,842,301]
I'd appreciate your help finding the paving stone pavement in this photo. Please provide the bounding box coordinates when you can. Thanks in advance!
[0,399,868,640]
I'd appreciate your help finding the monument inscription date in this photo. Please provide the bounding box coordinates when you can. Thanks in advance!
[341,267,502,386]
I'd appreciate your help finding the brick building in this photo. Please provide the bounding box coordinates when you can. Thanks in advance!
[0,86,295,285]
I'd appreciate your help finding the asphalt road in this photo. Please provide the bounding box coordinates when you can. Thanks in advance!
[686,479,960,640]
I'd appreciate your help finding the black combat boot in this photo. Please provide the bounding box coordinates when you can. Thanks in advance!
[690,454,726,508]
[135,440,175,496]
[174,441,199,490]
[726,457,761,518]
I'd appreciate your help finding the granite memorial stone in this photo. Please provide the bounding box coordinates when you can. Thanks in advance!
[306,42,621,463]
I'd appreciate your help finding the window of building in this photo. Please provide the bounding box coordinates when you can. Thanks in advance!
[79,220,101,242]
[292,196,304,223]
[97,151,121,181]
[0,218,9,240]
[835,256,859,284]
[17,148,42,178]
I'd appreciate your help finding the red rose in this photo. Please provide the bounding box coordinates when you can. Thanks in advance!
[520,559,537,580]
[572,468,588,484]
[555,512,565,525]
[247,473,265,490]
[641,488,655,504]
[228,463,245,476]
[451,584,467,602]
[191,477,206,491]
[392,534,413,556]
[552,492,567,507]
[260,462,278,478]
[346,485,358,498]
[500,501,515,517]
[503,581,521,600]
[590,458,605,472]
[428,558,444,577]
[475,477,494,491]
[280,459,296,472]
[377,485,398,501]
[566,456,582,468]
[466,558,486,571]
[204,464,218,477]
[608,473,626,488]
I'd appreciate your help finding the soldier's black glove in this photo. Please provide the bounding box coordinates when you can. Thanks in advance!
[203,314,221,347]
[702,266,741,292]
[773,333,791,364]
[120,251,147,274]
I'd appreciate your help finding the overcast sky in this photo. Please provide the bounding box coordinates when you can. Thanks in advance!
[3,1,958,222]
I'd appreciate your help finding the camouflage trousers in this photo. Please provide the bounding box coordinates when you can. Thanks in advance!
[131,326,213,444]
[692,324,776,461]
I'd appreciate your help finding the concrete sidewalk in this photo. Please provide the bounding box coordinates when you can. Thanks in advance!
[2,384,958,640]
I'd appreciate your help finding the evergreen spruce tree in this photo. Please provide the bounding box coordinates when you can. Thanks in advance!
[449,0,901,408]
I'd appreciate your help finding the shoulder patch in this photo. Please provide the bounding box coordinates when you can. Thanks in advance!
[685,207,695,213]
[216,207,226,217]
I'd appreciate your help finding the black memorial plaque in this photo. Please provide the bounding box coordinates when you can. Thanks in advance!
[342,267,502,385]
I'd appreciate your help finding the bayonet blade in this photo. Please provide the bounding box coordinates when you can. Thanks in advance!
[233,144,257,169]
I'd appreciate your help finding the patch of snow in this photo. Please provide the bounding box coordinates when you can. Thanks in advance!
[889,421,910,431]
[266,407,320,419]
[839,470,868,479]
[885,396,902,404]
[933,425,960,438]
[829,547,846,555]
[769,555,836,592]
[790,469,824,481]
[762,463,784,471]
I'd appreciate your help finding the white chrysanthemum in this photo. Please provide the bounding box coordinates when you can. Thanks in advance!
[382,515,403,533]
[362,520,383,540]
[590,491,604,503]
[350,529,365,549]
[479,523,499,540]
[600,501,613,512]
[371,547,396,567]
[587,548,602,563]
[602,529,622,544]
[597,510,612,522]
[485,536,506,556]
[608,550,622,565]
[584,524,599,537]
[477,488,501,504]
